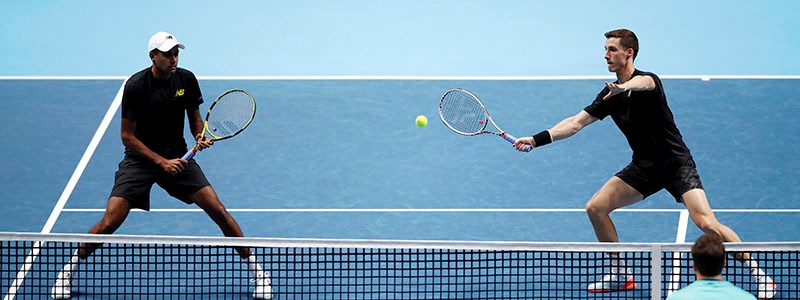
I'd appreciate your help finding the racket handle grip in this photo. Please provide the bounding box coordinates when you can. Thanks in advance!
[503,133,532,152]
[181,148,197,160]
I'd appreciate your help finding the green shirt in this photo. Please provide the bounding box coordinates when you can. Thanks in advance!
[667,279,756,300]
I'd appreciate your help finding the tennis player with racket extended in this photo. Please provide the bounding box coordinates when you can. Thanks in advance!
[512,29,775,299]
[51,32,271,299]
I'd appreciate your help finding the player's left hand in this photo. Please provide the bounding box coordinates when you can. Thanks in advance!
[195,135,214,151]
[603,81,627,100]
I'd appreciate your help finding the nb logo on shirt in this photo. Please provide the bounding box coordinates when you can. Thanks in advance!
[175,89,185,97]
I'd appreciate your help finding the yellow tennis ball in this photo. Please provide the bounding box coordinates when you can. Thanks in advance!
[416,115,428,127]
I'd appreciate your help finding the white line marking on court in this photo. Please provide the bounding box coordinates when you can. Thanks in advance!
[667,210,691,297]
[3,80,127,300]
[59,208,800,213]
[0,76,127,80]
[60,208,609,213]
[197,75,800,81]
[1,75,799,81]
[675,209,690,243]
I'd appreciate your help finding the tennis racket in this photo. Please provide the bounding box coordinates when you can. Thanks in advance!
[181,89,256,160]
[439,88,531,152]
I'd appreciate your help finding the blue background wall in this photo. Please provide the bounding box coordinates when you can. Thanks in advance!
[1,1,798,77]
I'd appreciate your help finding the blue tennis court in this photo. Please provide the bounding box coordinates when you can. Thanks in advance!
[2,77,799,299]
[1,77,798,243]
[2,2,799,299]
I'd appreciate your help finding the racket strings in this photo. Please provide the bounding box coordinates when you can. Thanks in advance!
[440,90,487,135]
[207,91,255,138]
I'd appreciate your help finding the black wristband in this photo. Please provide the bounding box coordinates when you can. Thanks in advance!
[532,130,552,147]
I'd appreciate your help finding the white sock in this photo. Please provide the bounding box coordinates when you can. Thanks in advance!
[60,250,83,277]
[744,259,767,277]
[607,254,630,275]
[244,255,264,278]
[745,259,759,270]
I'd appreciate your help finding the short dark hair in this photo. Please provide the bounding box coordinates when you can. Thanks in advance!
[605,29,639,60]
[692,234,726,276]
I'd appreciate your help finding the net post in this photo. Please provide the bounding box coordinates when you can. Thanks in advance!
[650,244,663,300]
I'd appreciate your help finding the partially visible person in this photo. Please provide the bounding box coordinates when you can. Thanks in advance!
[667,234,756,300]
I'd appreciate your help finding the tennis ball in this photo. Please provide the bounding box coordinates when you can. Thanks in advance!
[416,115,428,127]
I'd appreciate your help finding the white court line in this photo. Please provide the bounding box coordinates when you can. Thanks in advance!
[198,75,800,80]
[0,76,127,80]
[666,210,691,297]
[59,208,800,213]
[3,80,126,300]
[675,210,690,244]
[1,75,799,81]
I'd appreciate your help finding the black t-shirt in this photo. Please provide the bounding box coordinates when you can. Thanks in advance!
[121,67,203,158]
[583,70,691,168]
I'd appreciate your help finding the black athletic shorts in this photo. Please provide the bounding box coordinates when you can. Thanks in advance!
[110,155,211,211]
[614,157,703,203]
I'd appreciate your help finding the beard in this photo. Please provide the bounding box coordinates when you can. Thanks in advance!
[153,63,177,78]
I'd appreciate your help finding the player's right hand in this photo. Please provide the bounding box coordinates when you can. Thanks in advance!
[159,158,187,175]
[512,137,534,152]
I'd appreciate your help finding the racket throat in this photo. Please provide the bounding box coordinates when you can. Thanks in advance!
[501,133,516,143]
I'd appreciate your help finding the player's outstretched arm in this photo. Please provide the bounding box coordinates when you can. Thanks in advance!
[513,110,598,151]
[549,110,597,141]
[603,75,656,100]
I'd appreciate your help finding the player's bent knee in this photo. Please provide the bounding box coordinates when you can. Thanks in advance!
[205,206,233,222]
[584,202,597,216]
[585,198,610,217]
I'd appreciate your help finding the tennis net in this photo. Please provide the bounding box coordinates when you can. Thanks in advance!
[1,232,797,299]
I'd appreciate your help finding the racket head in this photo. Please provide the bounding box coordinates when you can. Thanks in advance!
[204,89,256,141]
[438,88,490,136]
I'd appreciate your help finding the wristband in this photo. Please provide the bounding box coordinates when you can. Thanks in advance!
[532,130,552,147]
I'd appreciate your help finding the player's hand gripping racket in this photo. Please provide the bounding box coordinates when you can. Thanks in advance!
[439,88,531,152]
[181,89,256,160]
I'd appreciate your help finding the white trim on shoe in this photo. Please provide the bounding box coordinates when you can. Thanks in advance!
[50,270,73,299]
[751,268,777,300]
[587,274,637,293]
[252,270,273,299]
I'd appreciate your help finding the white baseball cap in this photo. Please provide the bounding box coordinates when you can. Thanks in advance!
[147,31,185,52]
